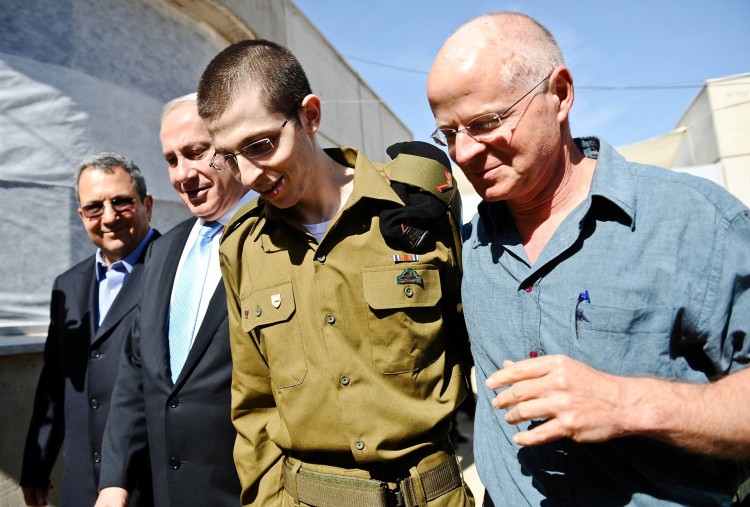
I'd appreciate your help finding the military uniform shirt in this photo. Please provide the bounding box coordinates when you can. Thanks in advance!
[220,147,470,503]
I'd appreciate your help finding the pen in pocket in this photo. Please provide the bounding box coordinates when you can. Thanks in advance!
[576,290,590,322]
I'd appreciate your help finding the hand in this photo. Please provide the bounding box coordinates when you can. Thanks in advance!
[22,485,49,506]
[485,354,631,446]
[94,487,129,507]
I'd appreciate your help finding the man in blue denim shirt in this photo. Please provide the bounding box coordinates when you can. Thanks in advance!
[427,11,750,506]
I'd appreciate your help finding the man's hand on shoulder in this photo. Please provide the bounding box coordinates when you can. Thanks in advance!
[94,487,129,507]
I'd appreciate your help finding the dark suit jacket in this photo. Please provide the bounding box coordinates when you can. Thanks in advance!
[100,218,240,507]
[21,232,159,507]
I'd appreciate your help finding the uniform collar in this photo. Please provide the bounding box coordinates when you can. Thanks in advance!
[261,147,402,224]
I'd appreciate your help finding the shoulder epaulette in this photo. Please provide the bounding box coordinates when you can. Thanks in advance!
[385,153,462,227]
[385,153,458,206]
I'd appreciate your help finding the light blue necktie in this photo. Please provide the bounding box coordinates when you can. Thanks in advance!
[168,221,222,383]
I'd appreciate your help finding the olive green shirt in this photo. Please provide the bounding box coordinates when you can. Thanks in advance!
[220,147,470,505]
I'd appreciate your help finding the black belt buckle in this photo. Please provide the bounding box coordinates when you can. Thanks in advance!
[384,481,406,507]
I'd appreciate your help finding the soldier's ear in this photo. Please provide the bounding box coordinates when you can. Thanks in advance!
[299,94,321,133]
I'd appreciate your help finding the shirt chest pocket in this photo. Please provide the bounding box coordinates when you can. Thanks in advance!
[362,265,446,374]
[241,281,307,388]
[573,304,677,378]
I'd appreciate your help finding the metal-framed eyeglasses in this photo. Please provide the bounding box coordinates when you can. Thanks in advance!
[209,109,297,172]
[431,73,551,147]
[80,197,137,219]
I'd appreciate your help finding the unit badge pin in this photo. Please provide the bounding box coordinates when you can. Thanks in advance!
[396,268,424,288]
[243,307,249,319]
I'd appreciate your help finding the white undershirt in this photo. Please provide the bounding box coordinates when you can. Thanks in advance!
[304,220,331,242]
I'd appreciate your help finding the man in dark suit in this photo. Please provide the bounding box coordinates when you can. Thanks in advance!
[96,94,255,507]
[21,153,158,507]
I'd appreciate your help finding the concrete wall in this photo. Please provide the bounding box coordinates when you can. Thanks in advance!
[0,1,411,504]
[0,352,64,507]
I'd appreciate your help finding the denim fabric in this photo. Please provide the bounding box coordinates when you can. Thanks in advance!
[463,137,750,506]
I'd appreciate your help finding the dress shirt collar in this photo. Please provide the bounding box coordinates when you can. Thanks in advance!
[477,137,637,235]
[196,189,258,230]
[96,227,156,280]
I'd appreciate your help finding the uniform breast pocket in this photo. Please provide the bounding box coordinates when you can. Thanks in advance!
[362,265,445,374]
[240,281,307,388]
[573,303,677,378]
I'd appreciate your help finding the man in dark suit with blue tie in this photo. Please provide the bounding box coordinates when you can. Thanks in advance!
[96,94,255,507]
[21,153,158,507]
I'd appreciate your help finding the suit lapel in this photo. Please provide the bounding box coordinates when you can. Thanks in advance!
[81,262,99,344]
[93,266,143,343]
[93,232,160,344]
[155,221,196,385]
[172,268,227,388]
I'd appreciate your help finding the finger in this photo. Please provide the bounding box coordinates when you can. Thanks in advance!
[503,397,559,424]
[486,355,562,389]
[512,417,564,447]
[490,378,552,410]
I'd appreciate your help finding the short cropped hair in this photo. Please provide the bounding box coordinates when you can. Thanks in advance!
[196,39,312,122]
[75,152,148,204]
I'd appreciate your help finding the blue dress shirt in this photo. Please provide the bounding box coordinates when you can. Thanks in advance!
[463,138,750,506]
[96,229,155,327]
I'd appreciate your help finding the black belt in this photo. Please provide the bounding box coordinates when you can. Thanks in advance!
[283,454,463,507]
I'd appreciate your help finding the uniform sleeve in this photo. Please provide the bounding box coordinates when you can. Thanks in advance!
[20,281,66,488]
[442,211,473,369]
[99,309,149,491]
[703,208,750,375]
[220,249,284,506]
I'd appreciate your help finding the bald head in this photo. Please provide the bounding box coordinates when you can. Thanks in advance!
[428,12,564,98]
[426,12,577,203]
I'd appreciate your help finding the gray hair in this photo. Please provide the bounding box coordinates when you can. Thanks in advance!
[162,92,197,121]
[75,152,148,204]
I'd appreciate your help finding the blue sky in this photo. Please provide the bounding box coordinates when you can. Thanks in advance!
[293,0,750,148]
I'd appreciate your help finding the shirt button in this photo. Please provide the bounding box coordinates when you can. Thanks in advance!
[404,287,414,298]
[340,374,350,386]
[524,286,533,293]
[325,313,336,325]
[89,398,100,409]
[255,306,262,317]
[169,457,181,469]
[169,398,180,408]
[92,452,101,463]
[529,351,539,358]
[90,350,100,359]
[316,254,326,263]
[355,440,365,451]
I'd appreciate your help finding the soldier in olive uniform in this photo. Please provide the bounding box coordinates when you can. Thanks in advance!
[197,39,474,507]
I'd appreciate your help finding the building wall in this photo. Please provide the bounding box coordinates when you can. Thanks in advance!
[0,1,411,504]
[709,75,750,205]
[672,87,719,168]
[615,74,750,208]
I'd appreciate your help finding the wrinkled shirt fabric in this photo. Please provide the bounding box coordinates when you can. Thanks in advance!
[464,137,750,506]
